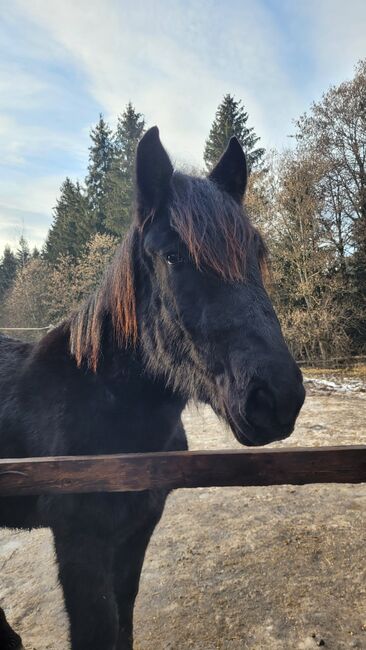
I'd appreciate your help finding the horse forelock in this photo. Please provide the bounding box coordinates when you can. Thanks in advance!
[170,173,257,283]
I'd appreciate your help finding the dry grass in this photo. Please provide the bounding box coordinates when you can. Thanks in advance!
[303,362,366,379]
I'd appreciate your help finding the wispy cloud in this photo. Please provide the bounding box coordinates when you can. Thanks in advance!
[0,206,53,253]
[0,174,64,251]
[1,0,365,251]
[299,0,366,85]
[15,0,304,159]
[0,114,89,168]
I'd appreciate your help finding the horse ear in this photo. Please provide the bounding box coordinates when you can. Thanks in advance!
[136,126,173,225]
[208,137,247,202]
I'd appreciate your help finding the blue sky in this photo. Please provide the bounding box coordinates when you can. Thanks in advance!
[1,0,366,252]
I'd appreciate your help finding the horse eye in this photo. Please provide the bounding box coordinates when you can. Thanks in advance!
[165,252,184,265]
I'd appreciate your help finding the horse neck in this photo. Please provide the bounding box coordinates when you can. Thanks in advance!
[88,314,188,411]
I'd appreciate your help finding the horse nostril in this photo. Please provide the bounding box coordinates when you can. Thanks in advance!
[246,385,275,429]
[276,382,306,426]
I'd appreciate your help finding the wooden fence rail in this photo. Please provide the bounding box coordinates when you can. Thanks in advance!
[0,445,366,496]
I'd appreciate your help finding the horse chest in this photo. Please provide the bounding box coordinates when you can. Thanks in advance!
[25,407,186,458]
[71,384,188,455]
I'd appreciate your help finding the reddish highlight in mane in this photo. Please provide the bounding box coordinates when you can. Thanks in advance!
[170,174,252,283]
[110,230,138,351]
[69,230,138,372]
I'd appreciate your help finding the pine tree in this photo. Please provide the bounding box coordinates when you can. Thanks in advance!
[105,103,145,236]
[0,246,17,302]
[45,178,92,264]
[16,236,30,269]
[204,94,265,172]
[115,102,145,173]
[86,114,114,233]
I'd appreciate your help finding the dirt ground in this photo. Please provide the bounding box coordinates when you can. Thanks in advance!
[1,379,366,650]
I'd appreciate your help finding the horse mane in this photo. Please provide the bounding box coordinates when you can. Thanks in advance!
[170,173,254,283]
[69,173,267,372]
[69,228,138,372]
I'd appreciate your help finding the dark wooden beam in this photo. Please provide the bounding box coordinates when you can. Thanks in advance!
[0,446,365,496]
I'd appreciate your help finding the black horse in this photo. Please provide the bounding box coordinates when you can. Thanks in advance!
[0,128,305,650]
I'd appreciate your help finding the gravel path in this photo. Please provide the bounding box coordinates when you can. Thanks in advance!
[1,384,366,649]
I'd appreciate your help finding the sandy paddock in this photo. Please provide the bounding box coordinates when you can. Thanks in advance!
[1,381,366,649]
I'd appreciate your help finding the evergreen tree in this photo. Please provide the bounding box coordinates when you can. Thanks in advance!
[115,102,145,172]
[105,103,145,236]
[16,235,30,269]
[86,114,114,232]
[204,94,265,173]
[0,246,17,302]
[45,178,92,264]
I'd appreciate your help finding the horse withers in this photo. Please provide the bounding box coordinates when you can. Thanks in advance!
[0,128,305,650]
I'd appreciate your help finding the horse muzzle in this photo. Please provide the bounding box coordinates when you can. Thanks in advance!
[217,359,305,447]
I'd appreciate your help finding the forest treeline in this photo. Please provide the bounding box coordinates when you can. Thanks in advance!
[1,61,365,362]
